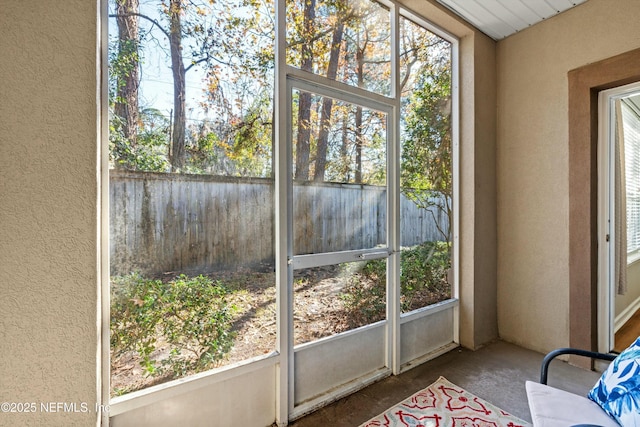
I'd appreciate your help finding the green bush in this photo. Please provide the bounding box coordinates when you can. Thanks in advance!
[340,261,387,327]
[400,241,450,310]
[111,273,237,378]
[340,241,451,322]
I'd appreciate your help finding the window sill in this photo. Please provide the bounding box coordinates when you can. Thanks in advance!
[627,251,640,266]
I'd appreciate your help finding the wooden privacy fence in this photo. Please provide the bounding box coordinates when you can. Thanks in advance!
[110,171,449,276]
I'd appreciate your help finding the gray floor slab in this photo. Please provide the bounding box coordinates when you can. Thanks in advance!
[289,340,605,426]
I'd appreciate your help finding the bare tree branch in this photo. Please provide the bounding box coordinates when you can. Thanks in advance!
[109,12,171,39]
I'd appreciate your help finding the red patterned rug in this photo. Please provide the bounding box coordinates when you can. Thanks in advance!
[359,376,531,427]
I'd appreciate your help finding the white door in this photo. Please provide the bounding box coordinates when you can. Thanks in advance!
[598,82,640,353]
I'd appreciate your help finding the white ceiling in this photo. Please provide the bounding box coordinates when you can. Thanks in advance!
[434,0,589,40]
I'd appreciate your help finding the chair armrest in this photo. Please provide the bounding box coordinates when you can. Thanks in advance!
[540,348,617,384]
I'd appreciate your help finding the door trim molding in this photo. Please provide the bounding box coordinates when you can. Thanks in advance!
[568,47,640,365]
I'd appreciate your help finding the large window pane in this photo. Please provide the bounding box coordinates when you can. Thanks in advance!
[294,261,386,345]
[286,0,391,95]
[107,0,457,403]
[621,97,640,256]
[399,17,453,313]
[291,88,388,344]
[108,0,276,396]
[291,89,387,255]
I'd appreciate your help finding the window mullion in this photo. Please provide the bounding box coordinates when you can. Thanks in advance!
[388,2,401,375]
[274,0,293,420]
[286,66,394,109]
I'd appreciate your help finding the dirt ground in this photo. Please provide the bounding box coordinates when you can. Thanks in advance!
[110,265,450,396]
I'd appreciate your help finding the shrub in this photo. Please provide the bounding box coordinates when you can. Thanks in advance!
[111,273,237,378]
[400,241,451,311]
[340,261,387,327]
[340,241,451,322]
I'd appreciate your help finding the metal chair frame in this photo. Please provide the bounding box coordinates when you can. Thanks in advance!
[539,348,617,385]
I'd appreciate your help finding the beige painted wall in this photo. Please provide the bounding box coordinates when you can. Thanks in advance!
[0,2,100,427]
[471,33,499,347]
[497,0,640,353]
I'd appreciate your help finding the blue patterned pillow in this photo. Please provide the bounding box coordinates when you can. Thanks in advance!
[588,336,640,426]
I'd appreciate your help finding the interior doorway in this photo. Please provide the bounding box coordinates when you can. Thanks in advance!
[598,81,640,354]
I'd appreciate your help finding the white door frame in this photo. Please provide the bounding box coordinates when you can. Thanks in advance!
[597,81,640,353]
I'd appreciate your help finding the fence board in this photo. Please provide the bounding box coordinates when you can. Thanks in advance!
[109,171,447,276]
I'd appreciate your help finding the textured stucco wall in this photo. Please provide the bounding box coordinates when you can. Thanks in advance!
[497,0,640,353]
[0,2,99,426]
[471,33,498,347]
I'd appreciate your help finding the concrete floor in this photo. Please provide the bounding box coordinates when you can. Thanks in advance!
[289,340,603,426]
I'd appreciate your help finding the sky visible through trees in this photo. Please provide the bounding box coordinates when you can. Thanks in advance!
[108,0,452,198]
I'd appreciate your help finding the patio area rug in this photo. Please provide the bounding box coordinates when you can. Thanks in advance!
[359,376,531,427]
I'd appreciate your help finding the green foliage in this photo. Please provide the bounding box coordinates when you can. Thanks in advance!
[108,37,140,105]
[401,69,452,197]
[231,100,272,166]
[183,128,221,174]
[340,241,451,322]
[183,93,273,176]
[110,273,163,374]
[108,19,170,172]
[111,273,237,379]
[399,241,451,310]
[109,109,171,172]
[400,31,453,241]
[340,261,387,327]
[179,0,275,176]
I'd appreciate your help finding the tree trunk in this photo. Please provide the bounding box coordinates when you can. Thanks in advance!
[354,105,363,183]
[313,21,344,182]
[354,45,364,183]
[169,0,186,171]
[114,0,140,147]
[294,0,315,181]
[340,113,350,181]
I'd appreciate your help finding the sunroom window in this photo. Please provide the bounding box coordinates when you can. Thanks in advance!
[108,0,277,396]
[621,98,640,261]
[106,0,457,416]
[399,15,453,312]
[286,0,391,95]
